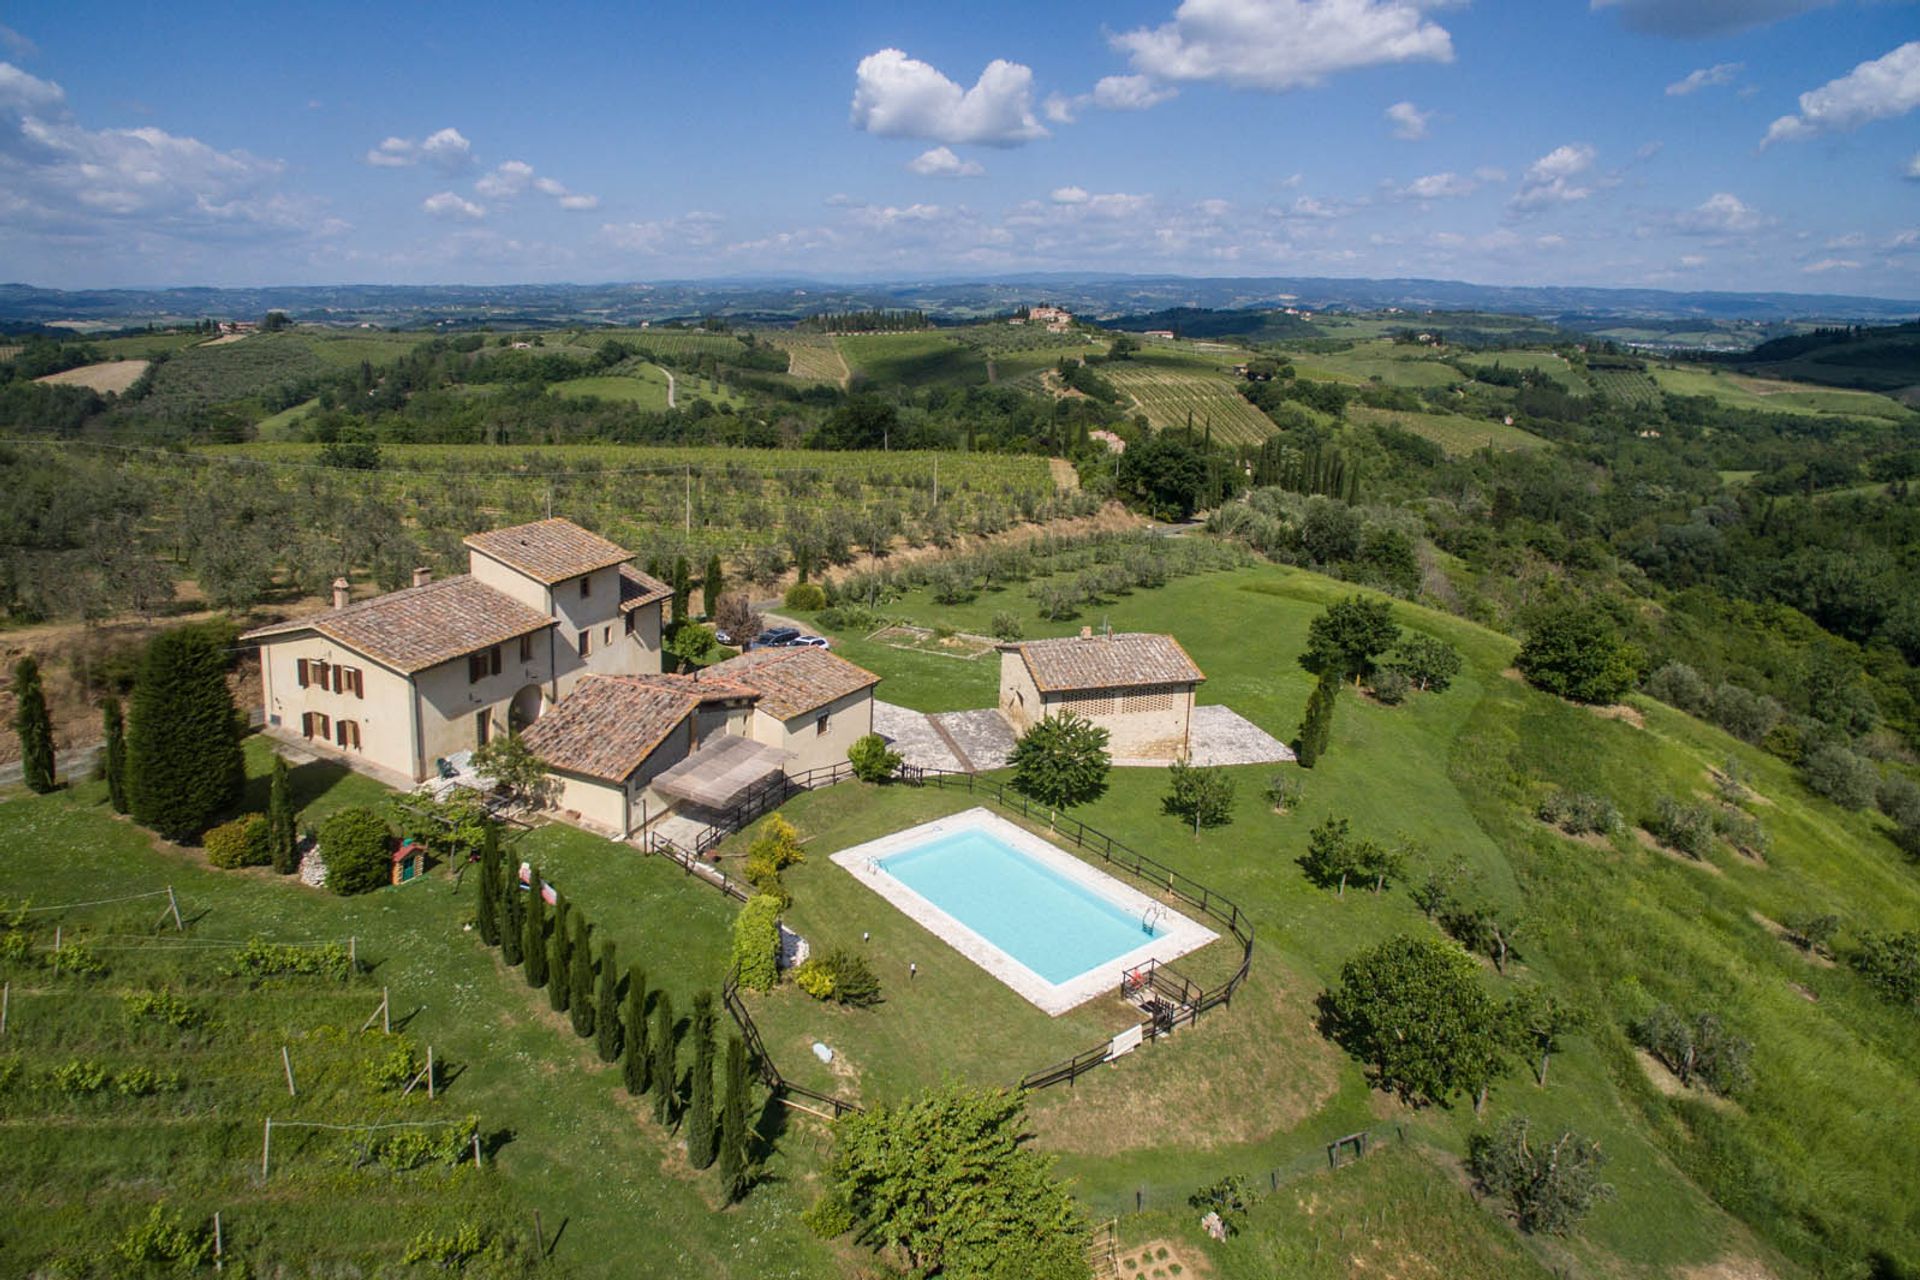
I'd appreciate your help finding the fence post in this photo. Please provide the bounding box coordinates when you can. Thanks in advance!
[261,1118,272,1180]
[348,936,356,977]
[281,1045,296,1096]
[428,1045,435,1100]
[52,926,60,977]
[213,1211,223,1271]
[1,981,7,1037]
[472,1133,482,1170]
[167,885,183,932]
[384,987,390,1034]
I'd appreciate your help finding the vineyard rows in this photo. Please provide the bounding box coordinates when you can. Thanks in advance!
[1101,365,1277,444]
[1587,368,1662,406]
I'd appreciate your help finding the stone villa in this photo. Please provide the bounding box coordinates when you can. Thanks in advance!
[244,517,879,840]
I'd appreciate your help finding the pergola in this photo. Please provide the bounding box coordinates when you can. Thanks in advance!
[651,735,788,811]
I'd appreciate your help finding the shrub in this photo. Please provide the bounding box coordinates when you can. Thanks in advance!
[1876,774,1920,829]
[1187,1174,1254,1237]
[114,1064,183,1097]
[1536,789,1619,836]
[115,1204,212,1272]
[124,989,206,1030]
[1800,744,1878,811]
[1010,713,1111,809]
[817,603,884,633]
[1162,761,1236,830]
[1713,683,1783,744]
[1713,806,1769,858]
[822,948,881,1007]
[320,807,392,895]
[1514,605,1640,704]
[204,813,270,869]
[1781,912,1840,954]
[793,956,836,1000]
[1366,669,1411,705]
[365,1040,424,1092]
[990,610,1024,641]
[1632,1005,1751,1095]
[52,1059,110,1095]
[225,937,351,982]
[848,733,903,783]
[1644,661,1713,715]
[732,895,781,992]
[1263,774,1303,812]
[1468,1118,1613,1235]
[784,581,828,611]
[1649,798,1715,859]
[1849,930,1918,1009]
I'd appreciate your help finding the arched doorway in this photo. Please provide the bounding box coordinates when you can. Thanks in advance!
[508,684,547,733]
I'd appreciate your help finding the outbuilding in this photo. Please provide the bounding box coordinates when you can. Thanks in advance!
[998,630,1204,759]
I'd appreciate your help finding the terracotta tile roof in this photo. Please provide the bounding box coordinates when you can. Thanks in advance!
[464,518,632,585]
[519,676,697,783]
[621,672,762,703]
[706,647,881,721]
[240,575,553,675]
[617,564,671,613]
[1005,632,1204,693]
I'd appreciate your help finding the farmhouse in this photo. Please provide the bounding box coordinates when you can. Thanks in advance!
[243,518,669,784]
[519,648,880,838]
[998,630,1204,759]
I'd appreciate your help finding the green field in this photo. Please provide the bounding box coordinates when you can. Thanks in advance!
[838,332,987,389]
[1348,405,1547,454]
[585,329,751,359]
[1651,364,1912,419]
[92,331,215,359]
[253,396,319,440]
[1284,340,1467,390]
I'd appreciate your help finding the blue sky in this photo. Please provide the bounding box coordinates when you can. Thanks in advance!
[1,0,1917,295]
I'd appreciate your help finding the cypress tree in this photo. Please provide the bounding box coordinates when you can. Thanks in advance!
[549,892,572,1010]
[718,1035,751,1202]
[1296,671,1339,769]
[622,965,650,1095]
[127,627,243,840]
[523,866,548,988]
[595,939,622,1063]
[651,992,677,1126]
[702,554,723,618]
[266,753,296,874]
[670,556,692,624]
[687,991,718,1169]
[500,858,524,966]
[548,932,569,1012]
[102,696,129,814]
[476,824,501,946]
[12,656,55,794]
[568,915,595,1038]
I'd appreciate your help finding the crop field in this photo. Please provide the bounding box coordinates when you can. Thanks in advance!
[35,358,150,394]
[183,442,1078,563]
[584,329,749,359]
[551,371,674,409]
[114,334,331,418]
[1287,340,1466,389]
[1102,360,1277,444]
[986,343,1100,384]
[946,323,1099,355]
[0,883,514,1273]
[93,331,214,359]
[1650,364,1912,420]
[1588,366,1663,406]
[1348,405,1546,454]
[293,329,439,368]
[761,332,849,383]
[839,332,987,388]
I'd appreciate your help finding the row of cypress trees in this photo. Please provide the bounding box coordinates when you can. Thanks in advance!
[473,829,753,1199]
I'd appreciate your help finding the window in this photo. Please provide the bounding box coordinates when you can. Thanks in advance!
[623,611,636,636]
[519,634,534,663]
[816,713,829,736]
[295,658,310,688]
[578,630,591,658]
[302,711,330,741]
[312,660,330,691]
[468,645,502,684]
[350,667,364,699]
[335,719,360,750]
[580,574,592,599]
[603,626,611,646]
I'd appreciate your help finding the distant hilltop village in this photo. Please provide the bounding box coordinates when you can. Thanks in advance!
[1009,304,1074,333]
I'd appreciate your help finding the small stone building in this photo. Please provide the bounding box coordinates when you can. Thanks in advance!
[998,631,1204,759]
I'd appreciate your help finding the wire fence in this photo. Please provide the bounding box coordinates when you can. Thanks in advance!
[1081,1125,1408,1220]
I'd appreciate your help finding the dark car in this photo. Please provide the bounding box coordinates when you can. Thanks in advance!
[749,627,801,650]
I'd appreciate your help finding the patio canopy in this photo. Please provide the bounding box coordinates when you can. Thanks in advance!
[651,734,787,810]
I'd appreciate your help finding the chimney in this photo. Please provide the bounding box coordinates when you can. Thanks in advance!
[331,577,350,610]
[412,566,432,588]
[1079,626,1093,640]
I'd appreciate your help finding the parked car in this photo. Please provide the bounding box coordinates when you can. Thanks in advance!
[713,629,734,647]
[794,634,831,649]
[749,627,800,650]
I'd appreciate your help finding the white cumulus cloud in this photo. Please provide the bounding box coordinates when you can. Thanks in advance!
[907,146,985,177]
[422,191,484,220]
[1385,100,1431,140]
[1092,75,1178,111]
[1666,62,1741,96]
[1510,143,1598,212]
[1051,186,1090,205]
[364,126,472,172]
[1674,192,1766,234]
[1395,171,1476,200]
[1763,42,1920,147]
[474,159,533,198]
[850,48,1047,147]
[1112,0,1454,93]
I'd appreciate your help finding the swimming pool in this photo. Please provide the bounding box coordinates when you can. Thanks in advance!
[830,808,1217,1015]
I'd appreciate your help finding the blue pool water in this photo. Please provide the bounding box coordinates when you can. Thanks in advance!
[879,828,1158,983]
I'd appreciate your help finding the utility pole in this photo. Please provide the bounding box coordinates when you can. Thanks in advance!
[685,466,692,535]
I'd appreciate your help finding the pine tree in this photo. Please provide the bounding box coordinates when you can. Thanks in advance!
[623,966,651,1096]
[687,991,718,1168]
[476,824,501,946]
[500,858,524,966]
[102,696,129,814]
[702,553,723,618]
[568,915,595,1038]
[595,939,622,1063]
[718,1035,752,1202]
[266,753,296,874]
[651,991,677,1126]
[523,866,548,988]
[12,656,55,794]
[127,627,243,840]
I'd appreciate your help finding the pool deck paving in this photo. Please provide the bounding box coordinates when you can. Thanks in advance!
[874,700,1293,774]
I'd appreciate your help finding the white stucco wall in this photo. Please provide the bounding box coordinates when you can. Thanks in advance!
[259,635,415,780]
[998,651,1043,734]
[751,687,875,775]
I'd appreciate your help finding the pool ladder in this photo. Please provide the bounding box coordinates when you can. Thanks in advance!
[1141,905,1167,934]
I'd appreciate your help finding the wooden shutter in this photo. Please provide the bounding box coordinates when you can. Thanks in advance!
[331,664,344,694]
[469,653,483,684]
[316,713,330,740]
[300,711,313,737]
[520,634,534,662]
[296,658,309,688]
[351,668,364,699]
[335,719,348,747]
[489,645,502,676]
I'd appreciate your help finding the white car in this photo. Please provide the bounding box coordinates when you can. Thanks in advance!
[794,634,831,649]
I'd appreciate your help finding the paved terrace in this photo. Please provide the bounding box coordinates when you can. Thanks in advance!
[874,701,1293,774]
